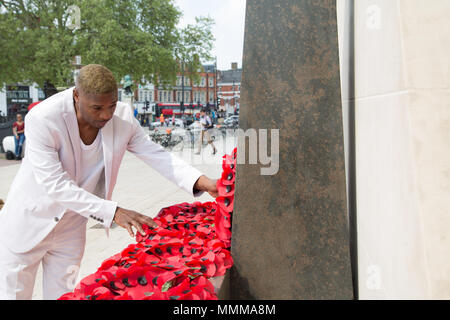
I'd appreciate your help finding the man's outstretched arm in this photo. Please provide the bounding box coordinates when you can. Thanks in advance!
[114,115,218,237]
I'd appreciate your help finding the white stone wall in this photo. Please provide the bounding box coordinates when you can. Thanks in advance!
[337,0,450,299]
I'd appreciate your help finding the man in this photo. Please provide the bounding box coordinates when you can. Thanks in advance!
[0,64,218,300]
[195,109,217,155]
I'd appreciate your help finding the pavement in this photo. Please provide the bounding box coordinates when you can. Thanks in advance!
[0,157,22,168]
[0,127,237,300]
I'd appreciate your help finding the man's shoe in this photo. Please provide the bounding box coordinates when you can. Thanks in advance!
[212,148,217,155]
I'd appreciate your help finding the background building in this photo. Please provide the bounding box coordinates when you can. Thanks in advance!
[0,84,45,118]
[217,62,241,117]
[153,64,217,121]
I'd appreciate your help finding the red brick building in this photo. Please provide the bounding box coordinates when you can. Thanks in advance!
[153,64,217,118]
[217,63,241,117]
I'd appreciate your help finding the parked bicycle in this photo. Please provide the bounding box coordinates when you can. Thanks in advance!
[149,129,183,151]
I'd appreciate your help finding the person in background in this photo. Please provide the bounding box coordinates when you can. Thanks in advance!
[12,113,25,160]
[160,113,165,127]
[195,109,217,155]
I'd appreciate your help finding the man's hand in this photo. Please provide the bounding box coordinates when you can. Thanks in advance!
[113,207,158,237]
[194,175,219,198]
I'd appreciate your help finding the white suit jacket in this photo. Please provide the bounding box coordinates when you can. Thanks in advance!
[0,88,203,253]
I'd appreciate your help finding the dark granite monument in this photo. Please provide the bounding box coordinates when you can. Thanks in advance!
[230,0,354,299]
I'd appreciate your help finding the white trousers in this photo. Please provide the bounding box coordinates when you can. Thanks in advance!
[0,212,87,300]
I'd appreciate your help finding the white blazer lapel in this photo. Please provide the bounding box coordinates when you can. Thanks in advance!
[101,119,114,200]
[63,95,82,183]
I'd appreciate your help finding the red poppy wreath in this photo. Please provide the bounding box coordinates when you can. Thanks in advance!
[59,148,237,300]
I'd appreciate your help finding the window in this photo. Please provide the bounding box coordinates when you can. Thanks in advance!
[38,89,45,100]
[201,77,206,87]
[209,78,214,87]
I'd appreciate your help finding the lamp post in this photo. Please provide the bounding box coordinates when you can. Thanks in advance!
[181,60,185,118]
[214,57,218,113]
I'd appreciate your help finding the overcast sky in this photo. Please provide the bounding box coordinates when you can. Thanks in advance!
[174,0,246,70]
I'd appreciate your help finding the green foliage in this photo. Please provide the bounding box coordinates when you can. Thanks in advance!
[175,16,215,86]
[0,0,214,89]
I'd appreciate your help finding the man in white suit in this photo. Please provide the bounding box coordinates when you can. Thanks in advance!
[0,64,218,300]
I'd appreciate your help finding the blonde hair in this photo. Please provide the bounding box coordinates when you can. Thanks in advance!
[76,64,118,94]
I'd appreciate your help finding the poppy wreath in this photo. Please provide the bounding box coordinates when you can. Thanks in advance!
[58,148,237,300]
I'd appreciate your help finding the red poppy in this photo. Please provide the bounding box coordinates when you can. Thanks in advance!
[98,253,121,270]
[92,286,115,300]
[165,277,198,300]
[220,167,235,185]
[216,196,234,213]
[222,154,236,171]
[217,179,235,197]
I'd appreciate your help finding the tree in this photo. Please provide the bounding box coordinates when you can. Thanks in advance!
[173,16,215,87]
[0,0,214,94]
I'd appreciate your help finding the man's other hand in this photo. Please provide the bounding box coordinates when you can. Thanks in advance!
[113,207,158,237]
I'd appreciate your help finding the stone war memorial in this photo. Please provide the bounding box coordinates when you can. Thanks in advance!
[230,0,354,299]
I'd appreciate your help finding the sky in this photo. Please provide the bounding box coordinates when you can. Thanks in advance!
[173,0,246,70]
